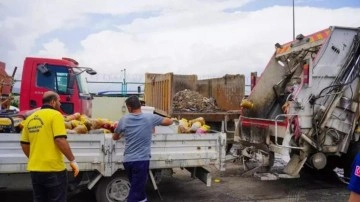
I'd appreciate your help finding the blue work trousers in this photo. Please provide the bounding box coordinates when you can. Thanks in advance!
[124,160,149,202]
[30,170,68,202]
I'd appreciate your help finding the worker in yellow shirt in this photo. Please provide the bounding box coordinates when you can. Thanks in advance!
[20,91,79,202]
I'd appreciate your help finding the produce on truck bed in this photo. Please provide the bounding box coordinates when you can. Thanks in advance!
[10,112,117,135]
[12,111,214,135]
[177,117,210,133]
[63,113,118,134]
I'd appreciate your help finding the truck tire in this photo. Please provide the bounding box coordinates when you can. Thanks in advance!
[95,173,130,202]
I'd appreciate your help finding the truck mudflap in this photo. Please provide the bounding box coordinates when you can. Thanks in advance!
[185,167,212,186]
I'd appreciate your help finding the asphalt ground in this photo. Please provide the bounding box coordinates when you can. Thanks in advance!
[0,161,350,202]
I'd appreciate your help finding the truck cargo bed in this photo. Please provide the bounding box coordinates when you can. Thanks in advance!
[0,129,226,176]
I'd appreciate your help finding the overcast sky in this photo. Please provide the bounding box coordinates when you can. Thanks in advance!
[1,0,359,92]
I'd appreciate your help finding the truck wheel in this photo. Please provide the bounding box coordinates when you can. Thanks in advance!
[95,173,130,202]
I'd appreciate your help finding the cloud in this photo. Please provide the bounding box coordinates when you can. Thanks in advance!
[1,0,360,88]
[0,0,250,64]
[73,5,360,81]
[37,39,69,57]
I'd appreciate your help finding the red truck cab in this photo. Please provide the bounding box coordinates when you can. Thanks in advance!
[19,57,96,117]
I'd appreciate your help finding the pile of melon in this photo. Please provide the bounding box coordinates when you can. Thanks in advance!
[64,113,118,134]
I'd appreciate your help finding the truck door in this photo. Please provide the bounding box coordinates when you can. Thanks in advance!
[72,69,93,117]
[32,64,78,115]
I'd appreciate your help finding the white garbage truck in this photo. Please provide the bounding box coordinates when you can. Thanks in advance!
[237,26,360,180]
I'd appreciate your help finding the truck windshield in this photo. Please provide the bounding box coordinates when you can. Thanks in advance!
[74,69,90,95]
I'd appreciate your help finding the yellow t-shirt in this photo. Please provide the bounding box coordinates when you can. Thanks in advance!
[20,108,67,171]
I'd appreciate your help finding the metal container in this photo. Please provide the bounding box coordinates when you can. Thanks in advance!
[144,72,245,118]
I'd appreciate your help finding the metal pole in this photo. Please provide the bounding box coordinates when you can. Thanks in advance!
[123,68,127,95]
[293,0,295,40]
[121,68,127,96]
[123,68,126,84]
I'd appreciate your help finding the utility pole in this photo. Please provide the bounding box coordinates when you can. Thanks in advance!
[293,0,295,40]
[121,68,126,83]
[121,68,127,96]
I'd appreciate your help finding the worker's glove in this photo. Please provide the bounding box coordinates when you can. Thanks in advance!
[70,160,79,177]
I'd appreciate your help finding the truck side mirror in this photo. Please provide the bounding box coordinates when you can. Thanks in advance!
[86,69,97,75]
[37,64,51,76]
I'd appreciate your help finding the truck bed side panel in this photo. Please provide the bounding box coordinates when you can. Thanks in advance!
[0,134,28,172]
[0,134,105,174]
[145,73,197,117]
[197,74,244,111]
[1,132,226,176]
[111,132,226,175]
